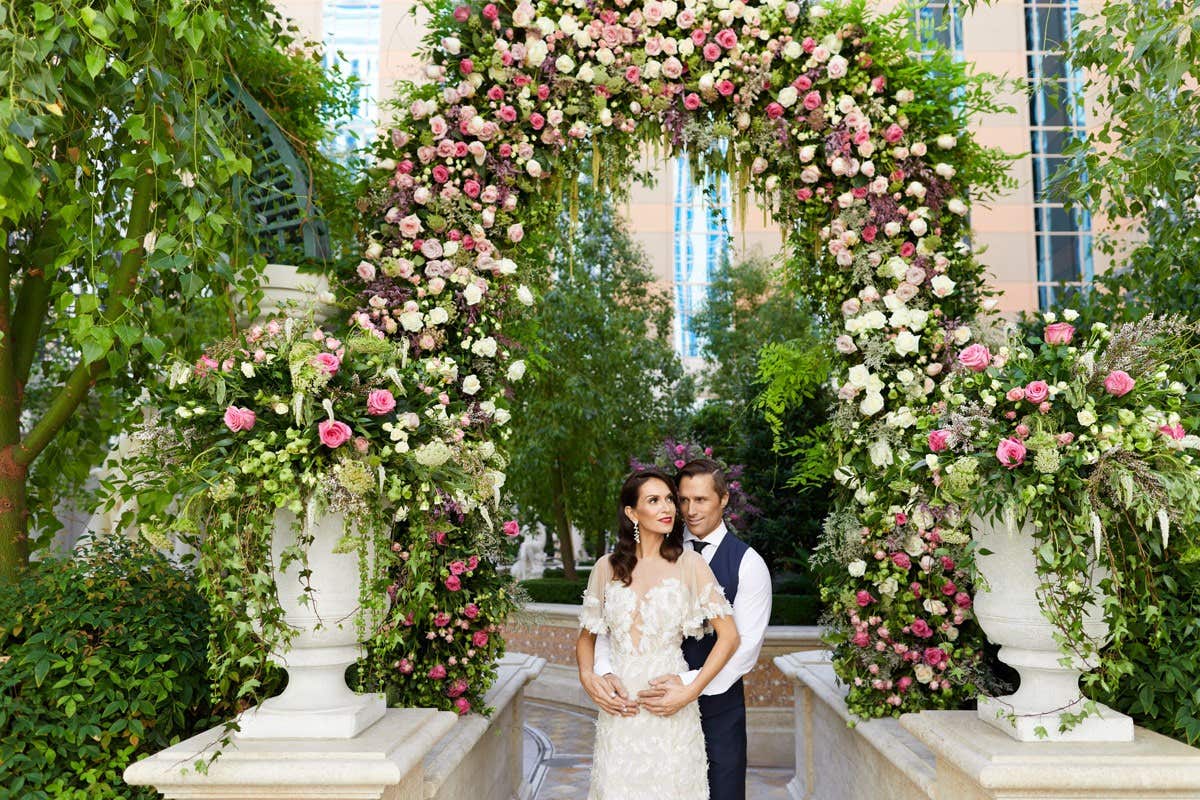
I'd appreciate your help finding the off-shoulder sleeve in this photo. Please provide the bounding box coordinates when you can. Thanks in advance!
[681,550,734,640]
[579,555,612,634]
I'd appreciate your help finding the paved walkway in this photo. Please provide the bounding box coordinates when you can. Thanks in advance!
[523,700,792,799]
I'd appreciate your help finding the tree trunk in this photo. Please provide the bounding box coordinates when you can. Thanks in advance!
[0,447,29,582]
[550,458,576,581]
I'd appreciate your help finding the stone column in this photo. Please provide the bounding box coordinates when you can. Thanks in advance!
[902,710,1200,800]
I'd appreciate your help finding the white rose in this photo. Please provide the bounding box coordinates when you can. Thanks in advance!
[798,145,817,163]
[910,217,928,237]
[517,285,534,305]
[953,325,972,344]
[868,438,894,466]
[507,360,527,381]
[914,664,934,683]
[894,330,920,357]
[782,40,802,60]
[860,392,885,416]
[462,374,482,395]
[577,63,595,83]
[555,54,575,73]
[884,221,902,237]
[947,197,968,216]
[399,311,424,332]
[525,40,548,67]
[559,14,579,34]
[497,258,518,275]
[848,364,872,388]
[494,407,512,425]
[1062,309,1080,321]
[778,86,798,107]
[907,308,930,330]
[596,47,615,65]
[678,39,695,57]
[365,241,383,260]
[463,284,484,305]
[848,560,867,578]
[930,274,956,298]
[441,36,461,55]
[472,336,498,358]
[1078,408,1098,427]
[809,4,829,18]
[526,159,543,178]
[935,162,956,179]
[936,134,957,149]
[428,306,450,326]
[827,54,848,79]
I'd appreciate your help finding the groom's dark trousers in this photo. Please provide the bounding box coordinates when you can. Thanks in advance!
[682,533,750,800]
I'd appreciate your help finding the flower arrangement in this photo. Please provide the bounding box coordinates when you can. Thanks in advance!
[924,314,1200,674]
[631,439,760,532]
[346,0,1014,718]
[126,312,518,719]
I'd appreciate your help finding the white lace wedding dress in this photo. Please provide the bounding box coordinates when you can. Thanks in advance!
[579,550,734,800]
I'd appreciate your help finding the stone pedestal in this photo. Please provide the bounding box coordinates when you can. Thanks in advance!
[902,710,1200,799]
[123,708,456,799]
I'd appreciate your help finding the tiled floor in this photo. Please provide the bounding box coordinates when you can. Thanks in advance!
[523,701,792,799]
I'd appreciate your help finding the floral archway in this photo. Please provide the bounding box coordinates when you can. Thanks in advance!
[349,0,1013,717]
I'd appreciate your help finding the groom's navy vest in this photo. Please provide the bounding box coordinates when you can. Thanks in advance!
[682,532,749,716]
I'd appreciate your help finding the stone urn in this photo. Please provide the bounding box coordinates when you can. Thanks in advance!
[971,513,1133,741]
[236,504,385,739]
[237,263,334,325]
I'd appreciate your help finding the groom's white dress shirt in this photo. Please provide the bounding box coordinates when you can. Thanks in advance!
[592,522,773,695]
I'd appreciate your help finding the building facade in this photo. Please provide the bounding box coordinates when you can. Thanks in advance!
[276,0,1109,355]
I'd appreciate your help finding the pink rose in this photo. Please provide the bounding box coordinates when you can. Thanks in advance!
[318,419,353,448]
[447,679,469,698]
[891,552,911,570]
[851,630,870,647]
[472,630,489,647]
[454,697,471,715]
[1057,432,1075,446]
[954,592,972,608]
[703,42,722,61]
[431,164,450,183]
[452,5,470,21]
[855,590,874,607]
[312,352,341,375]
[1043,322,1076,345]
[802,91,822,111]
[884,123,904,143]
[766,102,784,119]
[445,575,462,591]
[957,343,991,372]
[459,58,474,75]
[928,429,951,452]
[1104,369,1135,397]
[897,676,913,692]
[909,618,934,638]
[1024,380,1049,404]
[467,555,480,570]
[434,612,451,627]
[463,603,480,619]
[716,79,735,97]
[683,92,701,110]
[996,437,1027,469]
[923,647,947,666]
[503,519,520,537]
[1005,387,1025,402]
[428,663,447,680]
[482,3,498,20]
[223,405,257,432]
[449,560,467,575]
[366,389,396,416]
[715,28,737,49]
[1160,423,1186,440]
[397,658,414,674]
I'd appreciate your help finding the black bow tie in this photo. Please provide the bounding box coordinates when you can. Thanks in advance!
[691,540,710,554]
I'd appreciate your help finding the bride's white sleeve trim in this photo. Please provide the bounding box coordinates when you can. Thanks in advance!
[579,592,606,634]
[682,581,734,640]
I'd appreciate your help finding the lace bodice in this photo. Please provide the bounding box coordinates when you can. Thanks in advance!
[579,550,732,656]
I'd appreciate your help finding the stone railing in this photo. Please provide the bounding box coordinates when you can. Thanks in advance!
[502,601,824,769]
[774,650,1200,800]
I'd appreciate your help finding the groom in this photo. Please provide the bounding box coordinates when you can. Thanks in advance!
[590,458,772,800]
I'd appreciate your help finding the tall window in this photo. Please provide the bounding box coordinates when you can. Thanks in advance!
[913,1,965,58]
[1026,0,1092,308]
[323,0,381,152]
[672,158,730,359]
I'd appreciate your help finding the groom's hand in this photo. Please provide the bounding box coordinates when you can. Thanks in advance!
[581,671,638,717]
[638,674,692,717]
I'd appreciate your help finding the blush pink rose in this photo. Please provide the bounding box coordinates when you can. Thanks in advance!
[503,519,520,537]
[1024,380,1049,404]
[957,343,991,372]
[1104,369,1135,397]
[428,663,447,680]
[802,90,822,111]
[766,102,784,119]
[1005,387,1025,402]
[928,429,951,452]
[472,630,489,647]
[318,419,353,448]
[223,405,257,432]
[715,28,737,49]
[366,389,397,416]
[996,437,1027,469]
[312,352,341,375]
[1160,423,1186,440]
[1043,322,1076,345]
[683,92,701,110]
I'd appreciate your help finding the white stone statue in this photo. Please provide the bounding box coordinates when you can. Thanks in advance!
[510,523,547,581]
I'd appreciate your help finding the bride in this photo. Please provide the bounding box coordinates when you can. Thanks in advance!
[576,468,739,799]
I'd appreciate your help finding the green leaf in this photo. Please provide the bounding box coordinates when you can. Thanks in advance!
[85,49,105,78]
[143,335,166,360]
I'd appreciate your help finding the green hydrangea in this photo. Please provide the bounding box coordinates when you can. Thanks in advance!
[1034,447,1061,474]
[335,460,374,497]
[944,456,980,495]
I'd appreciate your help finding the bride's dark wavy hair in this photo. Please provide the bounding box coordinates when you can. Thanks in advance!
[610,468,685,586]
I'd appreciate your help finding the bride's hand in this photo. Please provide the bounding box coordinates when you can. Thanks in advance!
[581,671,638,717]
[637,674,693,717]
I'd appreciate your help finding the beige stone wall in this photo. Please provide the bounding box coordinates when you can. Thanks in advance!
[275,0,1115,316]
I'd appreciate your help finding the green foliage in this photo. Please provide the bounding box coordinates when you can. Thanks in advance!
[520,577,589,605]
[687,254,834,573]
[0,0,360,568]
[0,537,213,799]
[1047,0,1200,317]
[506,178,694,575]
[769,594,822,626]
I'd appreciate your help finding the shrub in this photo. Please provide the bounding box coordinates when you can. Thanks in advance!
[770,595,822,626]
[520,578,589,605]
[0,537,212,799]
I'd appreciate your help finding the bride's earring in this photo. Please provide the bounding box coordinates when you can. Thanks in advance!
[633,520,640,545]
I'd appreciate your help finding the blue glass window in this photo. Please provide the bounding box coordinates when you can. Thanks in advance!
[672,158,730,359]
[913,1,965,59]
[323,1,381,152]
[1026,0,1092,308]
